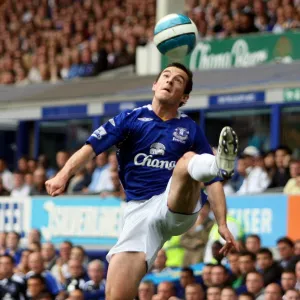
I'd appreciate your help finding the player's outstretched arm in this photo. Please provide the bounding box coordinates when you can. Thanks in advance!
[45,144,95,197]
[206,181,239,255]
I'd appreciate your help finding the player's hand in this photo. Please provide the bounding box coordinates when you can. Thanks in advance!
[218,225,239,256]
[45,175,67,197]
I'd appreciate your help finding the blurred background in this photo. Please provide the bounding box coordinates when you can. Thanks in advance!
[0,0,300,299]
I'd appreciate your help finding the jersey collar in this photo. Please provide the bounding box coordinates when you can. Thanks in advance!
[147,104,181,119]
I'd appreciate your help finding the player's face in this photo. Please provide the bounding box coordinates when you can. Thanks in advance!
[152,67,189,107]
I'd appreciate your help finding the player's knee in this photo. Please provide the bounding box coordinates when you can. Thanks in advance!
[182,151,196,161]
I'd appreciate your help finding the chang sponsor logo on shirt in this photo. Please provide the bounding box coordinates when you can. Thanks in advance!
[134,143,176,170]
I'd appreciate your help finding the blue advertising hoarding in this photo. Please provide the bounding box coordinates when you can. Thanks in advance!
[30,196,125,247]
[227,194,288,247]
[209,91,265,107]
[23,193,287,248]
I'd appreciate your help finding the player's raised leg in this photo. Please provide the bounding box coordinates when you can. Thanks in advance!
[106,252,146,300]
[167,126,238,214]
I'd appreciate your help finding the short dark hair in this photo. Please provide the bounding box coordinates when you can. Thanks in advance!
[212,264,228,274]
[8,231,21,240]
[155,62,193,95]
[246,234,261,242]
[181,267,194,277]
[239,291,255,300]
[28,274,45,285]
[257,248,273,259]
[0,254,15,264]
[276,146,292,155]
[62,240,73,248]
[246,271,264,280]
[282,270,296,277]
[239,251,256,261]
[277,237,294,248]
[222,286,237,295]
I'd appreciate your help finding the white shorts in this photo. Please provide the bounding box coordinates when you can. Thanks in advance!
[106,178,202,270]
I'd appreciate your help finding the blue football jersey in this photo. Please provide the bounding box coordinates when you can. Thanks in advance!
[86,105,216,201]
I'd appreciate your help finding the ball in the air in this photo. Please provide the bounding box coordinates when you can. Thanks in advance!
[153,14,198,59]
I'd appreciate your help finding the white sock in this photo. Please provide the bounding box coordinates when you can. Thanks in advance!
[187,154,219,183]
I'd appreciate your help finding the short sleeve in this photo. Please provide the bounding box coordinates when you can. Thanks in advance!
[86,110,132,155]
[192,126,214,155]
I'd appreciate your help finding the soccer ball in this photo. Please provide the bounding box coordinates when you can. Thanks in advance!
[153,14,198,59]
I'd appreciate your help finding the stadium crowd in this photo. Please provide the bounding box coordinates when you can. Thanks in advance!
[1,144,299,197]
[1,0,300,85]
[0,220,300,299]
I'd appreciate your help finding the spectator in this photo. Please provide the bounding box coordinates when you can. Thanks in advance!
[281,271,297,293]
[5,231,23,264]
[87,152,109,193]
[185,283,205,300]
[25,173,34,189]
[256,248,282,286]
[180,202,214,266]
[0,158,13,191]
[177,267,196,299]
[83,260,106,300]
[238,292,255,300]
[56,151,70,172]
[0,232,6,255]
[28,229,41,245]
[27,274,47,300]
[28,242,41,253]
[30,168,47,195]
[155,281,176,300]
[68,49,81,80]
[51,241,73,283]
[264,151,276,180]
[64,259,86,293]
[227,251,241,284]
[264,283,282,300]
[18,156,28,174]
[27,252,63,298]
[68,289,84,300]
[11,171,31,196]
[235,251,256,290]
[138,282,155,300]
[67,169,86,194]
[94,151,117,195]
[245,271,265,300]
[295,241,300,256]
[269,146,291,188]
[15,249,31,276]
[89,38,108,74]
[202,263,214,289]
[277,237,295,269]
[284,175,300,194]
[27,158,37,174]
[284,289,300,300]
[0,176,10,196]
[245,235,261,255]
[0,254,26,299]
[296,261,300,290]
[211,265,230,288]
[207,286,222,300]
[41,242,57,271]
[221,286,238,300]
[237,146,270,195]
[72,160,95,193]
[77,49,96,78]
